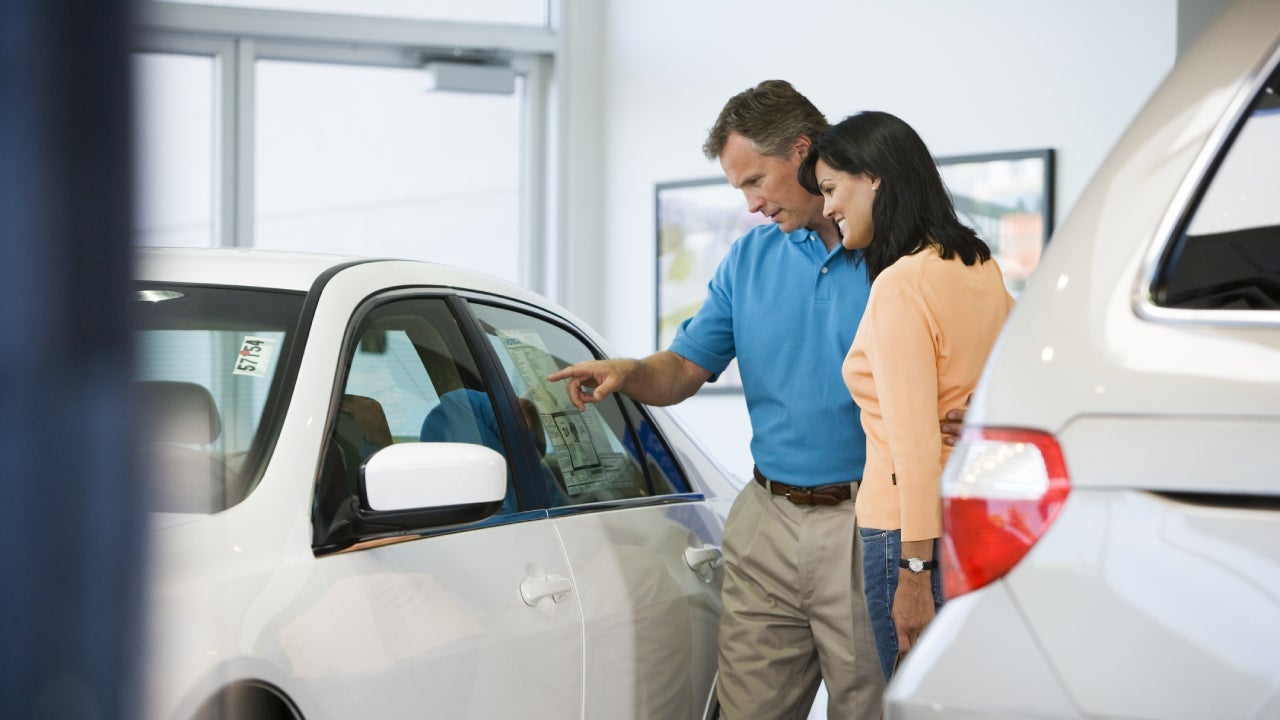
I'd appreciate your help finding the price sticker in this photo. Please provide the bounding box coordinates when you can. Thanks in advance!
[233,335,277,377]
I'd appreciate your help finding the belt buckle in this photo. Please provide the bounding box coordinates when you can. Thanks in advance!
[785,486,813,505]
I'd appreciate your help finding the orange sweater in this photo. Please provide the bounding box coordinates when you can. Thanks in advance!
[843,247,1014,541]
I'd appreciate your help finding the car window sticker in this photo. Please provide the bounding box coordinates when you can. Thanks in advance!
[495,329,635,497]
[233,335,277,378]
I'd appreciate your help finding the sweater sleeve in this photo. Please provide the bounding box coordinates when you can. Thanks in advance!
[862,285,943,541]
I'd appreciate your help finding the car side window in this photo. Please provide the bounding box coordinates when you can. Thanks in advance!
[1154,62,1280,310]
[313,297,520,551]
[468,302,690,508]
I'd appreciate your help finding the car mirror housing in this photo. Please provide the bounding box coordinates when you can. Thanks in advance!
[361,442,507,513]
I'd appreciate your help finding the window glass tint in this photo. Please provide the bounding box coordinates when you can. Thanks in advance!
[1155,63,1280,310]
[469,302,688,507]
[135,285,305,513]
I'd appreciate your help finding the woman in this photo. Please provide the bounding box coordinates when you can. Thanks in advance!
[798,111,1014,680]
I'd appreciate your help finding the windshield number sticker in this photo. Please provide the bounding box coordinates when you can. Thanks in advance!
[233,336,277,377]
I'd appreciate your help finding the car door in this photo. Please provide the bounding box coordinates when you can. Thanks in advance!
[465,300,724,719]
[303,293,584,719]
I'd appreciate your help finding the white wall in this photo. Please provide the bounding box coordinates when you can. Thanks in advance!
[566,0,1178,481]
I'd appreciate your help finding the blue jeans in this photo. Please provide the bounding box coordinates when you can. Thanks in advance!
[859,527,945,681]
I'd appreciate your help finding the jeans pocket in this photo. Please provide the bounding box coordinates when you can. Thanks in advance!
[858,526,890,543]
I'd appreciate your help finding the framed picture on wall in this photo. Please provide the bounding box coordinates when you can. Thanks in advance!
[936,148,1055,296]
[654,177,765,393]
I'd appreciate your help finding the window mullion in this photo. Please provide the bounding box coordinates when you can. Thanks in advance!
[232,38,255,248]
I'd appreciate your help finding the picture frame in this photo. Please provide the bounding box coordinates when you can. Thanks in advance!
[654,177,765,393]
[652,149,1054,393]
[935,149,1055,296]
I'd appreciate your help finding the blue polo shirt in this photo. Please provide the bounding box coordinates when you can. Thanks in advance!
[669,223,870,487]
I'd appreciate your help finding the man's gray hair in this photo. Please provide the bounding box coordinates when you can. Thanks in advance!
[703,79,830,160]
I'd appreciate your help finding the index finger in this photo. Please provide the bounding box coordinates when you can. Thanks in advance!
[546,366,582,382]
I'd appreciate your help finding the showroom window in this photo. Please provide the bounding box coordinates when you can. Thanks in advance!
[133,1,556,291]
[1153,61,1280,311]
[133,52,216,248]
[254,60,522,282]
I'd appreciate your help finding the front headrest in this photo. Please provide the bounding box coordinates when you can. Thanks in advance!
[140,381,222,444]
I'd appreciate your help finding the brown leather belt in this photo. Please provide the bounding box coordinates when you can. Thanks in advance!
[753,466,857,506]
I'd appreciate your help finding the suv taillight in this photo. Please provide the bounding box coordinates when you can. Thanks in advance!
[940,427,1070,599]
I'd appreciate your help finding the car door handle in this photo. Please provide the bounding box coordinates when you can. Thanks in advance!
[684,545,723,574]
[520,573,574,607]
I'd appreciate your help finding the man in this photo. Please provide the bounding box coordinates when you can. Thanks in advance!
[548,80,883,719]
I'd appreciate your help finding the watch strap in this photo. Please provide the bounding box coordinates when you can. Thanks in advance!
[899,557,938,571]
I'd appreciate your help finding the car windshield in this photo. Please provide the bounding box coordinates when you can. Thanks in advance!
[134,284,306,513]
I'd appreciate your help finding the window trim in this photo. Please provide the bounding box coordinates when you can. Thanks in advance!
[449,295,562,510]
[1135,44,1280,326]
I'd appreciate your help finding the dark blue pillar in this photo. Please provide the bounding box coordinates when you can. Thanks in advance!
[0,0,145,717]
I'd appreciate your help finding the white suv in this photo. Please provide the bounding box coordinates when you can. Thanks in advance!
[888,0,1280,718]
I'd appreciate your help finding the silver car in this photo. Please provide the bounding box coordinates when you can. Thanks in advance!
[888,0,1280,718]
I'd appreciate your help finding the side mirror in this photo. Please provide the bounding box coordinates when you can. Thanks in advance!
[362,442,507,513]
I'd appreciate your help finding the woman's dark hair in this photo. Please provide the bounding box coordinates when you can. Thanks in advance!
[798,111,990,281]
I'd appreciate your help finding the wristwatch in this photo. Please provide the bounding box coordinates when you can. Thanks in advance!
[900,557,937,573]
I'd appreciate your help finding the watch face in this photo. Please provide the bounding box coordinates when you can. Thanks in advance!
[909,558,924,572]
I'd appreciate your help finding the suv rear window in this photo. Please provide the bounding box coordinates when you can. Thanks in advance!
[1154,62,1280,310]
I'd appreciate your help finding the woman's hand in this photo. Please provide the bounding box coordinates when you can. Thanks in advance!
[894,537,939,662]
[892,568,937,661]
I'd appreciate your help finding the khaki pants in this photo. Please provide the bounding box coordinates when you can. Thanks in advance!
[717,480,884,720]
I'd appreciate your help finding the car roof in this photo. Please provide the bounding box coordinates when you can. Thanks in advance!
[134,246,606,347]
[136,247,359,291]
[135,247,546,303]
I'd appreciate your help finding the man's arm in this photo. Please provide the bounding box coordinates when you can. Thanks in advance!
[547,350,712,411]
